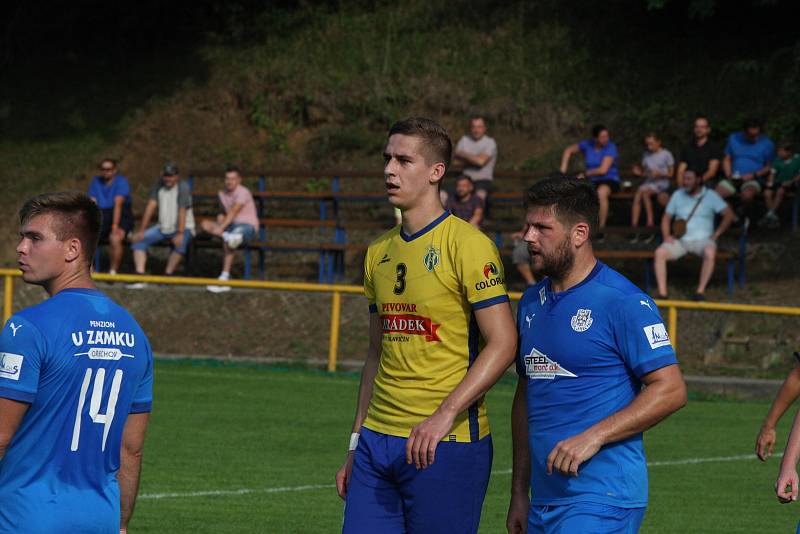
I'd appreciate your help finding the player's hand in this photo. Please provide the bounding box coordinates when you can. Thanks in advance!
[335,452,355,500]
[506,492,529,533]
[756,425,777,461]
[546,430,603,477]
[664,235,676,244]
[131,231,144,243]
[172,233,184,248]
[406,410,455,469]
[775,466,799,503]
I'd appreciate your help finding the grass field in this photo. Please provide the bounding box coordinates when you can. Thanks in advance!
[132,360,798,533]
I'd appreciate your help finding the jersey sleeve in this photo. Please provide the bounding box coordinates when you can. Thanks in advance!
[364,245,377,313]
[708,190,729,214]
[612,294,678,378]
[88,178,100,200]
[457,233,510,310]
[178,182,193,208]
[0,316,46,403]
[130,338,154,413]
[665,150,675,166]
[115,176,131,199]
[665,192,678,216]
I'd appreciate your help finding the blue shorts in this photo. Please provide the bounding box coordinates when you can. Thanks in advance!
[528,502,646,534]
[131,225,193,255]
[225,223,256,243]
[342,427,492,534]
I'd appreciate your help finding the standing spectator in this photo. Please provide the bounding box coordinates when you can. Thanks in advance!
[201,167,260,293]
[653,170,735,300]
[445,115,498,206]
[717,118,776,223]
[760,141,800,228]
[560,125,619,241]
[629,133,674,243]
[676,115,723,187]
[445,175,484,227]
[87,158,134,274]
[128,163,195,286]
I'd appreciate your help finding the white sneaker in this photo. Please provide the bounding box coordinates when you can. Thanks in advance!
[224,232,244,249]
[207,274,231,293]
[126,282,148,290]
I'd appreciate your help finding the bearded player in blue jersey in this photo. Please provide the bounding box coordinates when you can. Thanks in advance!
[506,178,687,534]
[0,192,153,534]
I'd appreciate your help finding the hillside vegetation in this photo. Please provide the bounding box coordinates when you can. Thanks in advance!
[1,0,798,265]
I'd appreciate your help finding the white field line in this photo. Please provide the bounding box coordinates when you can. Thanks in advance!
[140,453,772,500]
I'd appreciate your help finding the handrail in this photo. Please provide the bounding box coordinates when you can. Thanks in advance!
[3,268,799,369]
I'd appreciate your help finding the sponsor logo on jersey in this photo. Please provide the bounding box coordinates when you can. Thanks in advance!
[74,348,135,361]
[640,299,652,310]
[381,314,441,342]
[539,287,547,305]
[570,309,593,332]
[523,347,577,380]
[378,254,391,265]
[644,323,671,349]
[423,245,440,272]
[475,276,504,291]
[9,322,22,336]
[525,313,535,329]
[381,302,418,313]
[0,352,23,380]
[483,262,499,279]
[71,330,136,347]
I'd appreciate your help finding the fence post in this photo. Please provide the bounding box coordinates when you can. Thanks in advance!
[668,306,678,353]
[3,274,13,323]
[327,291,342,372]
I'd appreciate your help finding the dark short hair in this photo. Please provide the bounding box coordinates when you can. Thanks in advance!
[644,131,661,142]
[455,174,473,184]
[591,124,608,139]
[777,140,794,153]
[19,192,101,267]
[469,114,487,125]
[525,177,600,236]
[694,114,710,125]
[388,117,452,170]
[743,117,763,130]
[225,165,241,175]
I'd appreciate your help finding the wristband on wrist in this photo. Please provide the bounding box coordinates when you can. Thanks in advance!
[348,432,360,452]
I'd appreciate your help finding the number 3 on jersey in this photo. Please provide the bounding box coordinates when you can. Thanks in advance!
[71,368,123,452]
[394,263,407,295]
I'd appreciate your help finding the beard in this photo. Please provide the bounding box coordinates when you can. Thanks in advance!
[529,235,575,281]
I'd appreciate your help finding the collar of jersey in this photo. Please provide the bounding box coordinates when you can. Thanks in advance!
[399,211,450,242]
[546,260,605,302]
[57,287,105,297]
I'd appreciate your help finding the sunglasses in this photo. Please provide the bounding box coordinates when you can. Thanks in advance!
[100,167,115,171]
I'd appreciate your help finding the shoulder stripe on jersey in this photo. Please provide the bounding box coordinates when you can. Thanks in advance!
[471,294,510,310]
[399,211,450,242]
[130,401,153,414]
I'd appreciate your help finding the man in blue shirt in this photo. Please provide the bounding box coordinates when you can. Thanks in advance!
[559,125,620,241]
[88,158,134,275]
[716,118,776,222]
[654,170,735,301]
[0,192,153,534]
[506,178,686,534]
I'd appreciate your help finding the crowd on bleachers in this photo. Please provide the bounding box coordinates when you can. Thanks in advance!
[87,114,798,298]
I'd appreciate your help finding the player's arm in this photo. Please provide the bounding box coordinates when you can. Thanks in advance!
[711,206,735,241]
[133,200,157,241]
[469,204,484,228]
[218,202,243,229]
[506,378,530,534]
[0,398,29,460]
[406,301,516,469]
[547,364,686,477]
[660,209,674,242]
[559,144,580,173]
[585,155,614,178]
[118,412,149,531]
[456,150,491,168]
[335,312,382,499]
[776,406,800,503]
[722,154,732,178]
[703,158,720,183]
[757,364,800,461]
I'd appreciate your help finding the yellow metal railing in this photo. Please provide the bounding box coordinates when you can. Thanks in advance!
[2,268,799,370]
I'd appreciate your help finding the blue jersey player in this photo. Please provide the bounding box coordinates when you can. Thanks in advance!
[0,192,153,534]
[506,178,687,534]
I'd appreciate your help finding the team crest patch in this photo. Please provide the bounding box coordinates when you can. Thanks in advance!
[423,245,440,272]
[570,309,593,332]
[523,347,577,380]
[0,352,24,381]
[644,323,671,349]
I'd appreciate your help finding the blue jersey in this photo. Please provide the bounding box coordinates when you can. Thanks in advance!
[88,175,132,210]
[724,132,776,175]
[0,288,153,534]
[515,262,677,508]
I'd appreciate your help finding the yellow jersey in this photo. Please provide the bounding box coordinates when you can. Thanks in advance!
[362,212,509,443]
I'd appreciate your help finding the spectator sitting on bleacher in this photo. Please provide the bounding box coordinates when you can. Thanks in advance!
[442,115,497,208]
[560,124,619,241]
[629,133,675,243]
[88,158,134,275]
[676,115,723,188]
[445,175,484,228]
[128,163,195,287]
[654,170,735,301]
[717,118,776,225]
[201,166,260,293]
[759,141,800,229]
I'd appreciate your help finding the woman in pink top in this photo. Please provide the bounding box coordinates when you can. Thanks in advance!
[200,166,260,292]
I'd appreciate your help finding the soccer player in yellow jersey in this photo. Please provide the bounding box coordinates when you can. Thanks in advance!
[335,117,517,533]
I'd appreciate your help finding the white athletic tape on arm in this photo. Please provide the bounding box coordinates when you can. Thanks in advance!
[348,432,360,452]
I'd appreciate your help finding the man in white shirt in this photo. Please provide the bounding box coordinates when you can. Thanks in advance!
[441,116,498,206]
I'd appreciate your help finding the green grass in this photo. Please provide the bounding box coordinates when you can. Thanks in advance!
[133,360,797,533]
